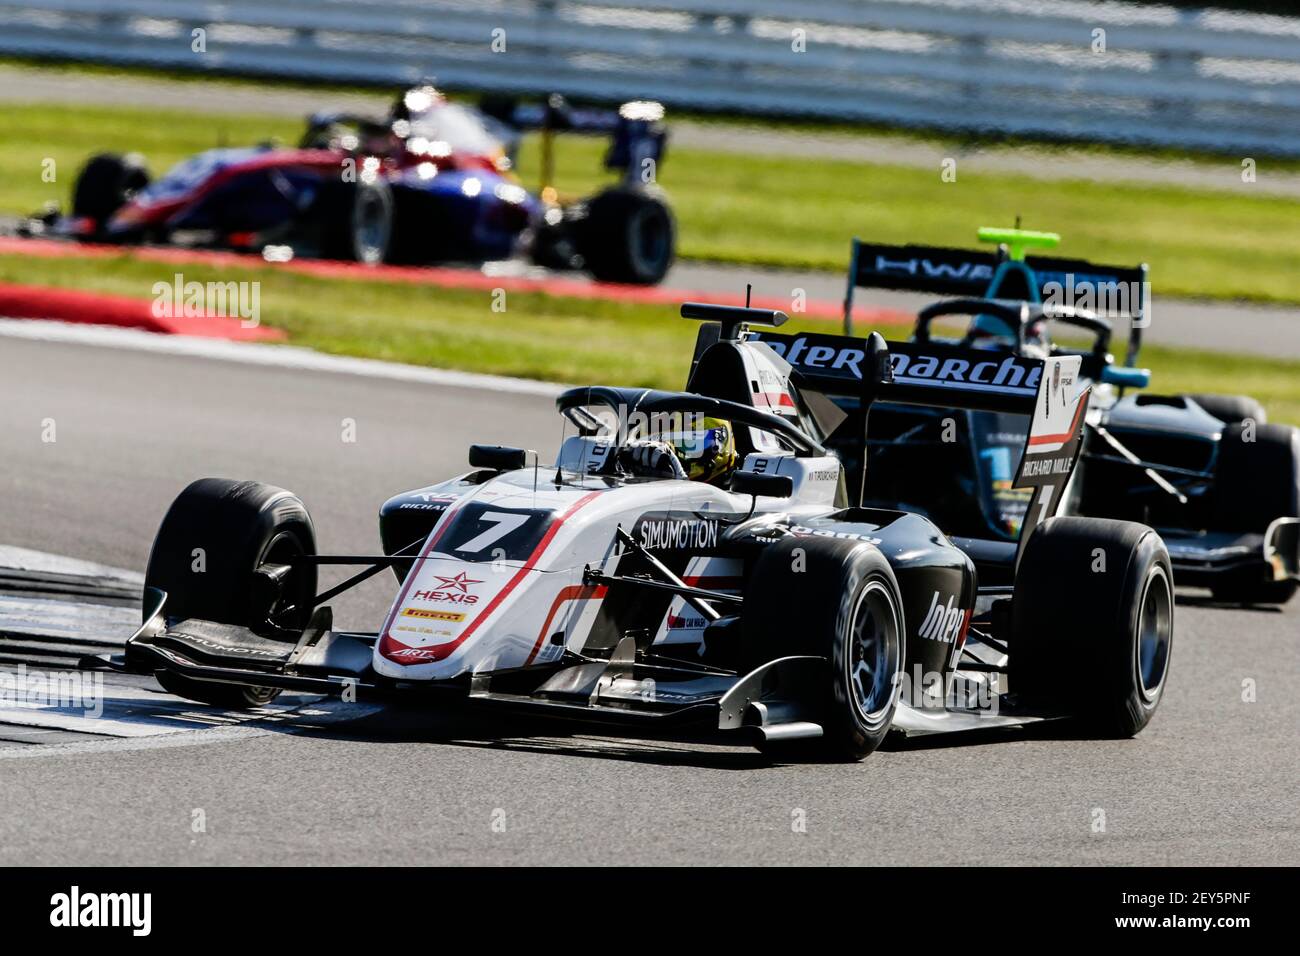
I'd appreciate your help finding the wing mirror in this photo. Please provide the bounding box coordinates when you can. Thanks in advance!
[732,472,794,499]
[1101,365,1151,389]
[469,444,528,471]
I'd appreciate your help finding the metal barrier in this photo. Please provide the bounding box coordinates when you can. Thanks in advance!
[2,0,1299,154]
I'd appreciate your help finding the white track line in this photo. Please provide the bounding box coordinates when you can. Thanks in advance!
[0,700,383,759]
[0,548,382,755]
[0,544,145,585]
[0,318,565,397]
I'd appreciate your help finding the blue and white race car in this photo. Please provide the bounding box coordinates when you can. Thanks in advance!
[33,86,675,284]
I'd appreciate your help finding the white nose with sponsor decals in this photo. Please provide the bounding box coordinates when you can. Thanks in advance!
[378,556,502,665]
[373,483,606,677]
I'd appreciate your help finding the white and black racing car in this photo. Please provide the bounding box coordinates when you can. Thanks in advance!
[88,303,1176,760]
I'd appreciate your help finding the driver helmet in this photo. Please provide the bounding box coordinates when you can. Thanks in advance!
[659,415,739,485]
[1022,317,1051,359]
[968,311,1052,358]
[969,311,1019,349]
[392,85,444,122]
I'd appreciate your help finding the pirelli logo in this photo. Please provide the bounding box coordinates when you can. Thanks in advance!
[402,608,466,622]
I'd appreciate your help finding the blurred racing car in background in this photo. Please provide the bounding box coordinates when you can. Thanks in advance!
[28,85,676,284]
[764,227,1299,605]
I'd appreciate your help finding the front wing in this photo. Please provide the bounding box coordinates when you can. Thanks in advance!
[1161,518,1300,588]
[89,589,1081,744]
[93,589,833,743]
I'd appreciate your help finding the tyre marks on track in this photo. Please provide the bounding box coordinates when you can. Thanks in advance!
[0,547,375,751]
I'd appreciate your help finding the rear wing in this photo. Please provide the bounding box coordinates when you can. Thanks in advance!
[843,238,1150,366]
[757,330,1040,412]
[751,327,1090,558]
[480,96,667,183]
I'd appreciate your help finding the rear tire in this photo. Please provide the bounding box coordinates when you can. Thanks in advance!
[319,175,393,264]
[71,153,150,229]
[144,478,317,708]
[1188,393,1267,426]
[576,186,674,285]
[743,537,904,761]
[1011,517,1173,737]
[1209,423,1300,605]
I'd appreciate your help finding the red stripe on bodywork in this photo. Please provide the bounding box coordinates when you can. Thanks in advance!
[376,499,468,663]
[753,391,796,409]
[1027,394,1088,446]
[523,583,608,665]
[381,491,602,666]
[112,150,348,227]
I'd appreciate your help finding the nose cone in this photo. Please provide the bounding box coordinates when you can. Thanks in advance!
[377,563,490,669]
[378,631,457,665]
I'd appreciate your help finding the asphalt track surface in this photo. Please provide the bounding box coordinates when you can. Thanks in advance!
[0,329,1296,865]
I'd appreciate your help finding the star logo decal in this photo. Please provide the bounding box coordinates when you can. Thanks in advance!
[433,571,481,593]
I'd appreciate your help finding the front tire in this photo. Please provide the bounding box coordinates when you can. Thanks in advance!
[1011,517,1174,737]
[1209,423,1300,606]
[743,537,904,761]
[72,153,150,231]
[319,175,393,264]
[143,478,317,708]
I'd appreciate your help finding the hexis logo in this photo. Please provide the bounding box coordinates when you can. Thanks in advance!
[412,571,482,606]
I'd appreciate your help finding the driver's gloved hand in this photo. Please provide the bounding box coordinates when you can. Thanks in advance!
[621,439,686,479]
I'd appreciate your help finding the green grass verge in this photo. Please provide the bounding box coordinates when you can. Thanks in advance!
[2,251,1297,424]
[0,103,301,218]
[5,98,1300,305]
[0,250,704,387]
[528,137,1300,305]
